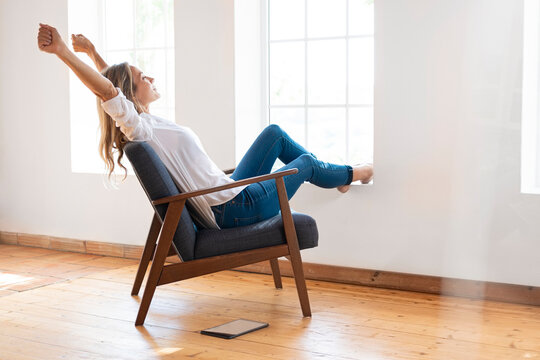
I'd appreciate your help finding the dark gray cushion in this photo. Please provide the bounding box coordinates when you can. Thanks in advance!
[124,141,197,261]
[194,213,318,259]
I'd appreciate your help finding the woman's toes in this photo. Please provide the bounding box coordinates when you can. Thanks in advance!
[337,185,350,193]
[361,164,373,184]
[353,163,373,183]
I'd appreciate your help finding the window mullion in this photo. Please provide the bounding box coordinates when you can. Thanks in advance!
[345,0,350,164]
[163,0,168,114]
[264,0,270,127]
[270,34,372,44]
[133,0,137,66]
[304,0,308,150]
[101,0,107,56]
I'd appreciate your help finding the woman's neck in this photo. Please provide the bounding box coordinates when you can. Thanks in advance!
[141,104,150,114]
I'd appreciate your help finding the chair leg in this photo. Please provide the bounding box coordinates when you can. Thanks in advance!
[269,258,282,289]
[288,247,311,317]
[131,213,161,296]
[135,201,185,326]
[274,177,312,317]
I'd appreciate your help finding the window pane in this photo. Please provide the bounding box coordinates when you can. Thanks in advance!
[349,37,374,105]
[135,0,166,48]
[166,48,175,121]
[136,49,167,110]
[307,39,346,105]
[106,0,133,50]
[270,108,306,146]
[105,50,134,66]
[307,108,346,163]
[348,107,373,164]
[270,42,305,105]
[269,0,305,41]
[307,0,346,38]
[349,0,374,36]
[166,0,174,48]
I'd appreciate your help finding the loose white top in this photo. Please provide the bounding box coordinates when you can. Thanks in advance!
[101,89,246,229]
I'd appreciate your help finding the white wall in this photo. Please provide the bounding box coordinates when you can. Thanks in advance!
[0,0,539,287]
[175,0,236,170]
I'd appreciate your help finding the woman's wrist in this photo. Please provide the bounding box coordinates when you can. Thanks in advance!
[87,44,97,56]
[56,44,72,59]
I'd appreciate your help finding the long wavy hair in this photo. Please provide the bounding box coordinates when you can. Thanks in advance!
[97,62,144,182]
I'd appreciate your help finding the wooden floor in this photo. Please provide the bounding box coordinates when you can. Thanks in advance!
[0,244,538,360]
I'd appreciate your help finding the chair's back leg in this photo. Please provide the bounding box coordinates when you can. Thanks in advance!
[269,258,283,289]
[136,200,185,326]
[275,177,312,317]
[131,212,161,296]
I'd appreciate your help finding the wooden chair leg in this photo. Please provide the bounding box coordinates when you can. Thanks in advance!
[287,245,311,317]
[275,177,312,317]
[269,258,283,289]
[135,201,185,326]
[131,212,161,296]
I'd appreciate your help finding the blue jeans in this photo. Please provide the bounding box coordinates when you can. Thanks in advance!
[211,124,353,228]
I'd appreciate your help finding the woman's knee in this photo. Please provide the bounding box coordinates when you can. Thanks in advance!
[296,153,317,167]
[262,124,283,138]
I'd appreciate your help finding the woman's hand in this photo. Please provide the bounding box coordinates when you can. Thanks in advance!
[71,34,95,54]
[37,23,68,55]
[71,33,109,72]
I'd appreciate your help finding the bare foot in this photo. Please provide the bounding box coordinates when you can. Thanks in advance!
[336,163,373,193]
[356,163,373,183]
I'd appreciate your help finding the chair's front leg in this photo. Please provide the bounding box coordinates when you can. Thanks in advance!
[135,200,186,326]
[275,177,312,317]
[131,212,161,296]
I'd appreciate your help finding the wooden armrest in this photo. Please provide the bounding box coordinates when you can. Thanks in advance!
[223,167,235,175]
[152,168,298,206]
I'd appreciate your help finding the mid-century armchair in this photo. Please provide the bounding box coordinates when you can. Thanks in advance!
[124,141,318,326]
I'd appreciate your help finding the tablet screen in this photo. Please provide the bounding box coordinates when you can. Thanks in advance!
[201,319,268,338]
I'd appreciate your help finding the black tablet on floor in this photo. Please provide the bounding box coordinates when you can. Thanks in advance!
[200,319,269,339]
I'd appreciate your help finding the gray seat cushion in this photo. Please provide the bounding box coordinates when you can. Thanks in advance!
[194,213,318,259]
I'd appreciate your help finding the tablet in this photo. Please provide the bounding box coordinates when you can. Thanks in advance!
[200,319,269,339]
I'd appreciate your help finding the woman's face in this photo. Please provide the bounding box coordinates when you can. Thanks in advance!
[130,65,160,108]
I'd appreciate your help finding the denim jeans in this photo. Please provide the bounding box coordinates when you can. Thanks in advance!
[211,124,353,228]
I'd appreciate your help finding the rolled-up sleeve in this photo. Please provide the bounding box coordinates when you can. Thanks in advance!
[101,88,152,141]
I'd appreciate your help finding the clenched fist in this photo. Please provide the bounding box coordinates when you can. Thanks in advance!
[71,34,95,54]
[37,23,67,55]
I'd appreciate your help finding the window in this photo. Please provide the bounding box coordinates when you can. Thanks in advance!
[68,0,174,175]
[522,0,540,194]
[267,0,374,167]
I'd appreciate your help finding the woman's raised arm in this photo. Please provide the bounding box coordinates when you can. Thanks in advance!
[37,23,117,101]
[71,34,109,72]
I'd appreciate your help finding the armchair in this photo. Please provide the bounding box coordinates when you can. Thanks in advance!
[124,141,318,326]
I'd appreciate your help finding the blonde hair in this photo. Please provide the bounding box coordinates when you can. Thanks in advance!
[97,62,144,182]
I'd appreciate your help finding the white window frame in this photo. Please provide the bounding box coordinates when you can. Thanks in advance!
[68,0,174,176]
[522,0,540,194]
[266,0,374,166]
[102,0,175,122]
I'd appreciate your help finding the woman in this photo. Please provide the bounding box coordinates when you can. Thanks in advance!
[37,23,373,229]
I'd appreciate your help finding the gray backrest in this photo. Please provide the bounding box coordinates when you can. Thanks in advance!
[124,141,197,261]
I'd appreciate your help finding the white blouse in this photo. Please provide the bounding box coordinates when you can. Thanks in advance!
[101,89,246,229]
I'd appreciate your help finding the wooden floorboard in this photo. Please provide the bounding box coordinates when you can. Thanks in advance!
[0,244,538,360]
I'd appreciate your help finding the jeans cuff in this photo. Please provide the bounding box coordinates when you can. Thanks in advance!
[345,165,353,185]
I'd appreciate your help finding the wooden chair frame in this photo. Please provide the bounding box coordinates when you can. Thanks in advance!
[131,168,311,326]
